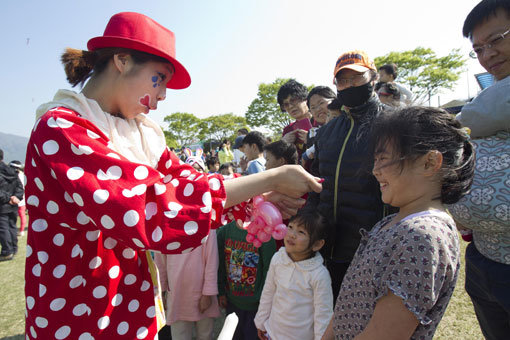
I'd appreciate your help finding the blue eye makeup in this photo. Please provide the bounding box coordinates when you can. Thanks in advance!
[151,73,166,88]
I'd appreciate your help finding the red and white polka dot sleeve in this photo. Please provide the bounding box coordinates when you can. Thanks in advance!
[26,108,227,254]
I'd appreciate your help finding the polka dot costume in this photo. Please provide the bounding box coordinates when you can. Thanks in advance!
[24,108,237,339]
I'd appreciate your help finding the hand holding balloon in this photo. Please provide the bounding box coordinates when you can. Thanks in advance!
[244,196,287,248]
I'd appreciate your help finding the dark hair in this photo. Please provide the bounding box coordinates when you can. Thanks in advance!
[369,106,475,204]
[277,79,309,112]
[463,0,510,38]
[61,47,170,88]
[264,140,298,165]
[241,131,267,152]
[306,86,336,109]
[206,156,219,167]
[379,63,398,79]
[219,162,234,172]
[0,148,3,161]
[289,210,329,251]
[379,82,401,100]
[238,128,249,135]
[327,98,343,111]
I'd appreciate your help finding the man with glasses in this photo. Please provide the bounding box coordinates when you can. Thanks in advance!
[277,79,313,161]
[303,50,388,300]
[449,1,510,339]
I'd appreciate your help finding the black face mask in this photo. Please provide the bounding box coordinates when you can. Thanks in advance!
[337,82,373,108]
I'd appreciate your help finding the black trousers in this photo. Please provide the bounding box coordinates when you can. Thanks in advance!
[0,211,18,255]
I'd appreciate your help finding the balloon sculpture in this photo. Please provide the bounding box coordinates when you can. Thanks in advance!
[244,196,287,248]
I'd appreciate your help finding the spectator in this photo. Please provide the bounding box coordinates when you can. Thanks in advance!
[378,63,413,104]
[9,160,26,237]
[264,140,298,170]
[218,139,234,165]
[377,82,404,107]
[206,156,220,173]
[219,162,235,179]
[326,98,343,123]
[233,129,248,173]
[240,131,267,175]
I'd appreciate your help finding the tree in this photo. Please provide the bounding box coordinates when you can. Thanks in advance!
[163,112,206,147]
[201,113,247,142]
[374,47,466,105]
[245,78,293,136]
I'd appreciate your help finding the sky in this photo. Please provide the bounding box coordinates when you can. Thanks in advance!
[1,0,486,138]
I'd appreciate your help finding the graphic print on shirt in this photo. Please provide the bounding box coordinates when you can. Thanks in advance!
[224,238,260,296]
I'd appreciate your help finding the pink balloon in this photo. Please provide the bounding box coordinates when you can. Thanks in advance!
[257,230,271,243]
[272,224,287,240]
[253,238,262,248]
[246,233,255,243]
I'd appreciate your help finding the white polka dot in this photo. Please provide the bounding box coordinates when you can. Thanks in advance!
[30,326,37,338]
[132,238,145,248]
[104,237,117,249]
[97,166,122,180]
[31,157,36,167]
[53,264,66,278]
[34,144,40,156]
[122,248,136,259]
[166,242,181,251]
[67,167,84,180]
[182,247,194,254]
[72,193,84,206]
[107,152,121,159]
[39,284,46,297]
[78,332,95,340]
[32,263,41,277]
[100,215,115,229]
[152,226,163,242]
[47,117,58,128]
[71,244,83,258]
[140,280,150,292]
[27,195,39,207]
[111,293,123,306]
[37,251,49,264]
[209,177,221,191]
[146,306,156,318]
[87,130,100,139]
[35,317,48,328]
[165,202,183,219]
[46,201,59,214]
[26,245,33,257]
[55,325,71,339]
[145,202,157,220]
[69,275,84,289]
[136,327,148,339]
[98,316,110,330]
[86,230,101,241]
[27,296,35,310]
[201,235,209,244]
[34,177,44,191]
[108,266,120,279]
[124,274,137,285]
[50,298,66,311]
[123,210,139,227]
[180,169,191,177]
[171,179,179,187]
[163,174,172,183]
[188,174,197,181]
[32,219,48,232]
[93,286,107,299]
[128,299,139,312]
[184,221,199,235]
[50,169,57,179]
[165,159,172,168]
[60,222,77,230]
[43,140,59,155]
[117,321,129,335]
[64,192,73,203]
[56,117,74,128]
[77,211,90,225]
[72,303,90,316]
[154,183,166,195]
[93,189,109,204]
[201,192,212,213]
[134,166,149,180]
[53,233,64,246]
[183,183,194,197]
[89,256,102,269]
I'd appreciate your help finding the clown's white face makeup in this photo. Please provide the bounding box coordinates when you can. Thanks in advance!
[115,58,174,119]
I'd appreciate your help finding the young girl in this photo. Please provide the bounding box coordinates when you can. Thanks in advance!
[322,106,475,340]
[254,210,333,340]
[23,12,321,339]
[154,230,219,340]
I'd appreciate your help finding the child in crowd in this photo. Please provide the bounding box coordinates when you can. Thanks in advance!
[326,98,342,123]
[206,156,220,174]
[8,160,26,236]
[254,210,333,340]
[263,140,298,170]
[322,106,475,340]
[217,220,276,340]
[240,131,267,175]
[154,230,220,340]
[219,162,235,179]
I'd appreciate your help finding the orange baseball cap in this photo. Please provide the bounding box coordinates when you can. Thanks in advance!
[333,50,376,83]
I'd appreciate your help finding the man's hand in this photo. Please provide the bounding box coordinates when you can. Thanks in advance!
[9,196,20,205]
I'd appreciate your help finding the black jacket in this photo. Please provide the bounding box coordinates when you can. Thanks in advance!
[0,161,24,214]
[305,95,389,262]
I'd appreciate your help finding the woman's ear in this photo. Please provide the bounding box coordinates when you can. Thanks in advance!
[423,150,443,174]
[113,53,131,73]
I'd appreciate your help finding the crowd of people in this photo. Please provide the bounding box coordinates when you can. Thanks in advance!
[0,0,508,339]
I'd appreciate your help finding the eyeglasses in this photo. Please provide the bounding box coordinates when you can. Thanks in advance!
[469,28,510,59]
[334,71,369,88]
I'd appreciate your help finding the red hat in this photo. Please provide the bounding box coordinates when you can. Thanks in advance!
[87,12,191,89]
[333,50,376,83]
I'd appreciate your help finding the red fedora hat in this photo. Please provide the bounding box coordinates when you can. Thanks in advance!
[87,12,191,90]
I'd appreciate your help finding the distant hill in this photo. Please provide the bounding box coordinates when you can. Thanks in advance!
[0,131,29,164]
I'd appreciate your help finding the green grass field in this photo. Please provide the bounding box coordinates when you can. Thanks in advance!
[0,232,483,339]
